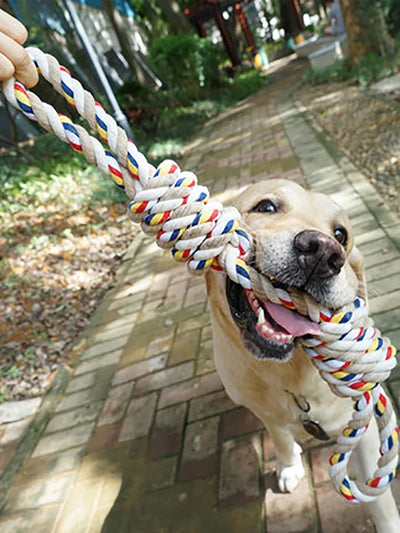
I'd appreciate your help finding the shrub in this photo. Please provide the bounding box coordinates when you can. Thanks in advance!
[381,0,400,37]
[149,33,223,99]
[304,50,400,87]
[303,58,354,85]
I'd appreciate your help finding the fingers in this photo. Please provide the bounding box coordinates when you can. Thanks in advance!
[0,9,38,87]
[0,9,28,43]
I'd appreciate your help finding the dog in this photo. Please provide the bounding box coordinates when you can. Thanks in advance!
[206,179,400,532]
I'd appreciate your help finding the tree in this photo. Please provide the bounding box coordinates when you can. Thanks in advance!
[278,0,304,38]
[154,0,192,33]
[339,0,395,62]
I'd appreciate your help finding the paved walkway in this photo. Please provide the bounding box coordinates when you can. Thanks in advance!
[1,57,400,532]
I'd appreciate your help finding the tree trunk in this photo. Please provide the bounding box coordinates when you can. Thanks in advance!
[279,0,304,38]
[102,0,160,87]
[229,9,245,56]
[154,0,192,33]
[339,0,395,63]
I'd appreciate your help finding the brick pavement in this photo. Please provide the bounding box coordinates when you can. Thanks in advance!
[1,56,400,532]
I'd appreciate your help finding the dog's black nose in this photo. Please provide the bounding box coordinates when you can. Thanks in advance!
[294,230,345,279]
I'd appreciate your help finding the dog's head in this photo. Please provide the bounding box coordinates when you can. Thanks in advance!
[224,179,366,362]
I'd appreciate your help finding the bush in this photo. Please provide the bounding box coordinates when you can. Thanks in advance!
[149,33,223,98]
[381,0,400,37]
[356,54,388,85]
[304,50,400,87]
[303,58,354,85]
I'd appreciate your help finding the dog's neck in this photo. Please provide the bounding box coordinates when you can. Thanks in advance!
[285,389,330,441]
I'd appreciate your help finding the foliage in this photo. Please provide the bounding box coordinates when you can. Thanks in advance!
[304,49,400,87]
[149,33,223,96]
[118,69,265,164]
[380,0,400,37]
[303,59,353,86]
[0,136,125,207]
[355,54,391,85]
[128,0,168,47]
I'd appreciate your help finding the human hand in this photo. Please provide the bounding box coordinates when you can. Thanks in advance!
[0,9,38,87]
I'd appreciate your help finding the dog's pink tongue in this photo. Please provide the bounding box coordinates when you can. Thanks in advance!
[264,300,321,337]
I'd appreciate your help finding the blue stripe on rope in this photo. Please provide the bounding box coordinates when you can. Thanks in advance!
[62,121,79,135]
[96,114,108,134]
[17,100,34,115]
[236,264,249,279]
[223,219,234,233]
[61,79,74,100]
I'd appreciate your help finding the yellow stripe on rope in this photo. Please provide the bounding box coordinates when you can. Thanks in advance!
[147,211,169,226]
[15,85,31,108]
[330,311,349,324]
[96,121,108,143]
[366,338,381,354]
[332,370,352,381]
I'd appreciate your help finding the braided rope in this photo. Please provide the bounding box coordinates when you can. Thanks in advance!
[1,47,398,503]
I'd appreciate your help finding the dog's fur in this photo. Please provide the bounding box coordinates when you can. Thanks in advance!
[206,180,399,532]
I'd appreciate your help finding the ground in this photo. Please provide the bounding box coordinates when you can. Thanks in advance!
[0,198,136,400]
[298,80,400,214]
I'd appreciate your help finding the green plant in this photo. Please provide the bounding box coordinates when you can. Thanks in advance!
[149,33,223,97]
[303,58,354,85]
[304,48,400,87]
[4,365,23,379]
[0,386,10,403]
[380,0,400,37]
[356,54,387,85]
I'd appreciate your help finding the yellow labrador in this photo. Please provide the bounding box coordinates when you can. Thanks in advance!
[206,180,399,532]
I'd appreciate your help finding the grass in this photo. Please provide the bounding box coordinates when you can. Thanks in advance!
[0,135,126,211]
[304,48,400,87]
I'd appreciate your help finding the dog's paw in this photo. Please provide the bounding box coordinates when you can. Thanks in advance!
[276,444,305,493]
[277,462,305,492]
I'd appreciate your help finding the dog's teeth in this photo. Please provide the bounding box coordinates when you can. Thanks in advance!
[257,308,265,326]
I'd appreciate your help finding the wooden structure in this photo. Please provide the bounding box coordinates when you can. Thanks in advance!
[184,1,256,67]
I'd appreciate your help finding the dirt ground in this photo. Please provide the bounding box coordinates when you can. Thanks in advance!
[298,80,400,213]
[0,205,136,400]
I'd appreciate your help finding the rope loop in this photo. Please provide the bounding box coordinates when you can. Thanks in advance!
[1,46,398,503]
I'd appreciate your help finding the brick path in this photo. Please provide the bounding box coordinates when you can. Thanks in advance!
[1,56,400,532]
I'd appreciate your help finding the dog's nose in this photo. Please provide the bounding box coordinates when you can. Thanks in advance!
[294,230,345,279]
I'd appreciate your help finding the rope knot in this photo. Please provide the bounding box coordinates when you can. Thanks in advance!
[128,160,251,277]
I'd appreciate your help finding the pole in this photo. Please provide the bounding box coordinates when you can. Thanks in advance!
[62,0,134,140]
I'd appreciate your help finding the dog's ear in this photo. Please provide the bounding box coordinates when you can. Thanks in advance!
[348,245,367,302]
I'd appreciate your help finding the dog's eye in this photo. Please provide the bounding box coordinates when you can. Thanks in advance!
[252,199,277,213]
[333,226,348,246]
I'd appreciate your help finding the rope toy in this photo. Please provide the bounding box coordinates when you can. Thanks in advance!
[1,47,398,503]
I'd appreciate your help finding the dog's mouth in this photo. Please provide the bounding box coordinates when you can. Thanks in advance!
[226,277,321,361]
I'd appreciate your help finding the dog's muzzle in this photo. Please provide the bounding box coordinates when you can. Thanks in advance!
[294,230,345,279]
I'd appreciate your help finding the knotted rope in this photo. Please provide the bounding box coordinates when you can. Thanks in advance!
[2,47,398,503]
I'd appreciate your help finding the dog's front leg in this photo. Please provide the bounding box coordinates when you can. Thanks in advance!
[261,415,305,493]
[350,419,400,533]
